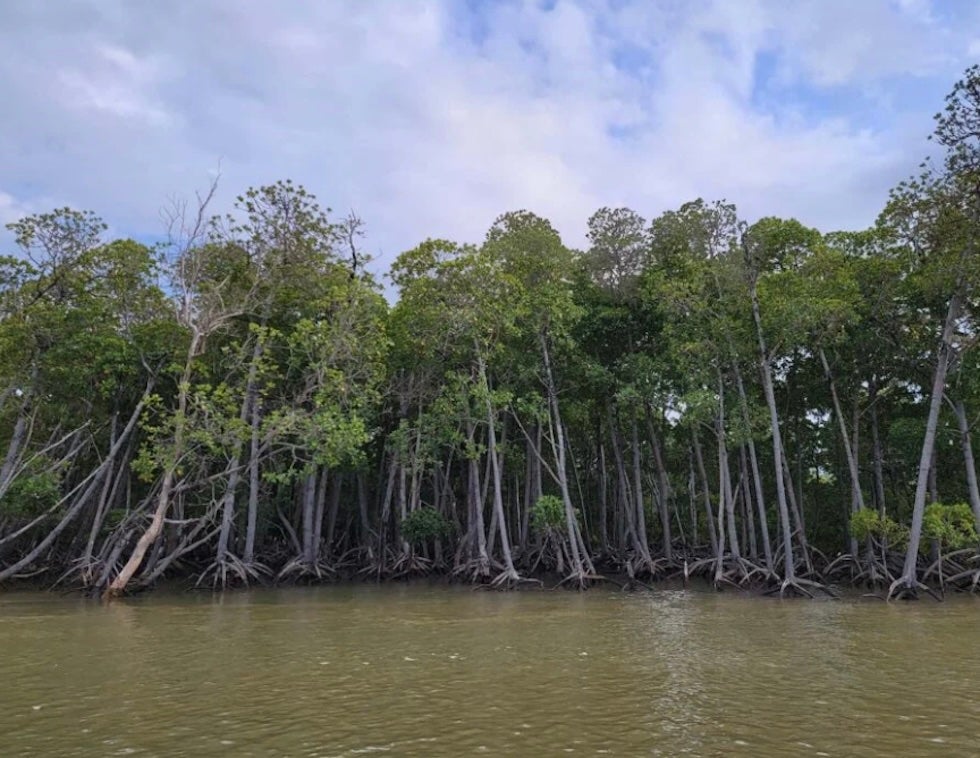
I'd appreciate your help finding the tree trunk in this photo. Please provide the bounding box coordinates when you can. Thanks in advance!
[869,379,887,517]
[819,348,865,556]
[646,410,674,561]
[1,384,151,583]
[243,388,262,565]
[952,398,980,532]
[478,354,518,578]
[692,431,719,557]
[301,471,317,565]
[749,275,795,582]
[105,330,201,600]
[540,331,589,577]
[630,417,650,558]
[465,420,489,572]
[896,293,961,592]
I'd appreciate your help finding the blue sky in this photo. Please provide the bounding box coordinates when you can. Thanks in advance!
[1,0,979,276]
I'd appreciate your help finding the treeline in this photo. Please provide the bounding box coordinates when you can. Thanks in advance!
[2,69,980,600]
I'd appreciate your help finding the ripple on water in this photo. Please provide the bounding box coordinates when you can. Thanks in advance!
[1,587,980,756]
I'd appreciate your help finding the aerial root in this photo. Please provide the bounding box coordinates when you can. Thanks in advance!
[946,568,980,592]
[196,554,270,589]
[388,551,434,579]
[824,553,860,578]
[886,575,943,602]
[555,571,606,590]
[763,577,838,599]
[276,556,339,584]
[487,569,542,589]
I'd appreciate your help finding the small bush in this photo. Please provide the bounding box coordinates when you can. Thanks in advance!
[849,507,907,547]
[923,502,978,551]
[0,467,61,518]
[531,495,566,532]
[400,506,450,544]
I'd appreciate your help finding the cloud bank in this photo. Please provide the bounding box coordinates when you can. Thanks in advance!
[2,0,978,275]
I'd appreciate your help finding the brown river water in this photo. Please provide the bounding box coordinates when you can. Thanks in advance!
[1,583,979,757]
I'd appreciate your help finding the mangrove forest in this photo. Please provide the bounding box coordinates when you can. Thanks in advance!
[4,67,980,601]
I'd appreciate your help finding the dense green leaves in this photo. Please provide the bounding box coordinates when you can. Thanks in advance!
[6,68,980,596]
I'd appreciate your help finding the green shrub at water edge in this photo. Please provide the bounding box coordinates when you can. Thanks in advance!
[531,495,566,532]
[400,507,451,544]
[849,508,908,547]
[923,502,978,551]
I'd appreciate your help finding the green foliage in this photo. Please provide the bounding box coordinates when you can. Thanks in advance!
[849,508,908,547]
[400,507,450,544]
[0,466,61,518]
[923,502,978,550]
[531,495,566,532]
[6,68,980,589]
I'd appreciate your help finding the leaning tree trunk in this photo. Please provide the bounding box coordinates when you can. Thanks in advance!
[692,430,719,558]
[869,379,888,516]
[1,382,152,583]
[952,398,980,533]
[732,362,773,574]
[749,277,794,584]
[608,407,651,567]
[646,410,674,561]
[819,348,865,556]
[104,333,200,599]
[892,293,961,598]
[630,418,651,560]
[242,384,263,565]
[539,330,591,579]
[478,353,519,580]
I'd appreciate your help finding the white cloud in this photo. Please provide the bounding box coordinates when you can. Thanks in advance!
[0,0,977,281]
[56,44,173,125]
[0,192,32,226]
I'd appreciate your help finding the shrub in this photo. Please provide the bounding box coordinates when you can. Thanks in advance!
[923,502,978,551]
[531,495,565,532]
[0,467,61,519]
[400,506,450,544]
[849,507,908,547]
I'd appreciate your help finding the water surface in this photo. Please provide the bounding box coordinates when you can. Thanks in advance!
[2,584,978,756]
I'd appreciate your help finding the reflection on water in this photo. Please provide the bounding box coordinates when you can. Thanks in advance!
[1,584,979,756]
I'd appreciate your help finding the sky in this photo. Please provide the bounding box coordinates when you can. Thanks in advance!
[2,0,979,281]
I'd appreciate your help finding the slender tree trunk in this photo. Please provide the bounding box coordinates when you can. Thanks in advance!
[0,411,30,497]
[105,331,202,600]
[325,473,342,554]
[465,420,489,572]
[692,431,719,557]
[630,417,650,558]
[952,398,980,532]
[83,411,120,566]
[598,441,609,549]
[869,380,887,517]
[646,410,673,561]
[539,331,588,577]
[740,446,757,559]
[896,293,961,592]
[243,394,262,565]
[819,348,865,556]
[717,371,741,561]
[357,473,373,558]
[688,454,698,547]
[749,274,795,583]
[609,407,648,563]
[2,383,150,585]
[301,471,316,564]
[478,355,518,578]
[215,462,242,564]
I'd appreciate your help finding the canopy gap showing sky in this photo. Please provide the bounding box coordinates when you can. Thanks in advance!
[2,0,979,282]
